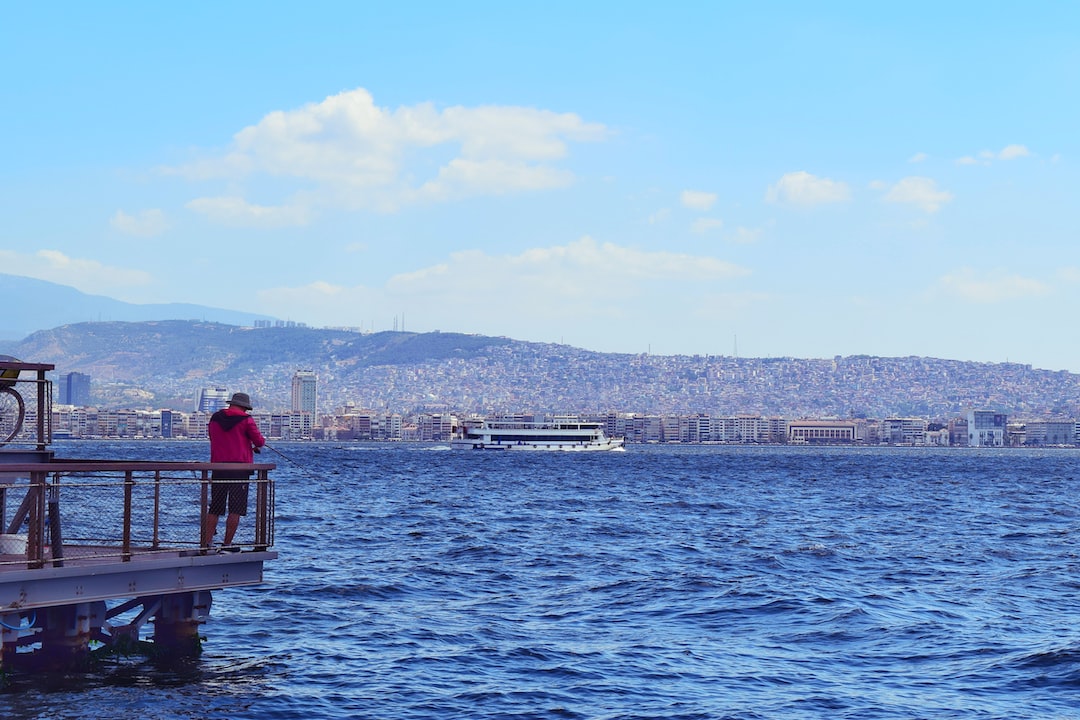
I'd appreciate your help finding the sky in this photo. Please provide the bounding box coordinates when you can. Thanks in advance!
[2,3,1079,370]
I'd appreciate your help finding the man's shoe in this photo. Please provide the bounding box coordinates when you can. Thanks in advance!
[220,545,241,553]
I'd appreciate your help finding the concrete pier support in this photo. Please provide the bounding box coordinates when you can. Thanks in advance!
[1,610,33,670]
[0,591,215,671]
[152,591,213,657]
[15,601,107,671]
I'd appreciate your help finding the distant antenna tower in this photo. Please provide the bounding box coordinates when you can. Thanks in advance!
[734,334,739,359]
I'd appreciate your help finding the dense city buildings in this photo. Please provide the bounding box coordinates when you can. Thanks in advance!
[17,325,1080,446]
[35,401,1080,447]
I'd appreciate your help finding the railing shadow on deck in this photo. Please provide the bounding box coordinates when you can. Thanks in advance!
[0,460,275,569]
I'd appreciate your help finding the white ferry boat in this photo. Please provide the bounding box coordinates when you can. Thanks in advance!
[452,417,626,451]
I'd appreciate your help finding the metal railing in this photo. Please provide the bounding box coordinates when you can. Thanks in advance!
[0,358,52,449]
[0,460,274,568]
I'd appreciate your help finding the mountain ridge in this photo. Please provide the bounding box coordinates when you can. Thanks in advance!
[0,273,275,340]
[7,320,1079,420]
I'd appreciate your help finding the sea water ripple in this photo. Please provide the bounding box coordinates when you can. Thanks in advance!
[5,443,1080,719]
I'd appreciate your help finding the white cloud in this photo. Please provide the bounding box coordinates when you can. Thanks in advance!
[407,158,575,204]
[909,152,928,163]
[257,237,750,331]
[731,227,763,244]
[766,171,850,207]
[883,176,953,213]
[648,208,670,224]
[110,209,168,237]
[186,196,311,227]
[691,218,724,234]
[169,87,608,219]
[681,190,718,211]
[956,144,1031,166]
[935,268,1048,303]
[999,144,1030,160]
[0,250,152,294]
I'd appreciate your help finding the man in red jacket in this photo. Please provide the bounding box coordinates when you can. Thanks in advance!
[203,392,266,552]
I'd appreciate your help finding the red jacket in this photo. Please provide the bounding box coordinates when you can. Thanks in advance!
[208,406,266,463]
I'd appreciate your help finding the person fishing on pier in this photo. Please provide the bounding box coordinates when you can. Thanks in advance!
[203,392,266,553]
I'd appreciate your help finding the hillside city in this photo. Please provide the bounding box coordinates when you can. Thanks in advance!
[23,365,1080,448]
[4,321,1080,447]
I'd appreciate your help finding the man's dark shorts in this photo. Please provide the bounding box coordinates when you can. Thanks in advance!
[209,470,251,516]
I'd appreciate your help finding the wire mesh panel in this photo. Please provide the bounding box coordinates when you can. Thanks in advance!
[0,463,273,567]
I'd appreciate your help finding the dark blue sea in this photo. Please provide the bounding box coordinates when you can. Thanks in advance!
[5,442,1080,719]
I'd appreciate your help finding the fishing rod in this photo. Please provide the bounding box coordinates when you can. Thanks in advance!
[260,443,306,469]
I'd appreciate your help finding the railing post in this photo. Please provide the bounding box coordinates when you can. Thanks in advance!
[36,368,51,451]
[254,470,269,551]
[48,473,64,568]
[27,471,46,569]
[122,470,134,562]
[152,470,161,550]
[199,470,209,551]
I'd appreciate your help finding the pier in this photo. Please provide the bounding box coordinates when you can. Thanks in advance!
[0,359,276,671]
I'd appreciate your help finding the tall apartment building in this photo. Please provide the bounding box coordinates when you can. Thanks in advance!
[292,370,318,438]
[291,371,317,415]
[59,371,91,406]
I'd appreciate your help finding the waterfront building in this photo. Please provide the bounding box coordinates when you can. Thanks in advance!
[1022,420,1076,446]
[947,417,968,446]
[881,417,927,445]
[924,427,950,446]
[417,413,456,441]
[726,415,782,444]
[329,411,405,441]
[788,419,861,444]
[160,409,173,439]
[275,412,311,440]
[967,410,1007,447]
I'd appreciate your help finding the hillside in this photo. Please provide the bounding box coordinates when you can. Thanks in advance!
[9,320,1080,419]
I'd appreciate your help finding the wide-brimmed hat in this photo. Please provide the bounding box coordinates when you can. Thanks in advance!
[227,392,253,410]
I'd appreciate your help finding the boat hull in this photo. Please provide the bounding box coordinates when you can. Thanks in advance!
[450,438,625,452]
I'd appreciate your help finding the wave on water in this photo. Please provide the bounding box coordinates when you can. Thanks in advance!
[9,444,1080,720]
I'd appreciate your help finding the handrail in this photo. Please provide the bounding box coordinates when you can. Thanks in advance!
[0,359,54,449]
[0,459,275,568]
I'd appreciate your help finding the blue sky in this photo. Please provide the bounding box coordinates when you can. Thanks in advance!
[2,3,1079,369]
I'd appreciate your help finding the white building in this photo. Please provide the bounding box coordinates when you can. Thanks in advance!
[967,410,1006,447]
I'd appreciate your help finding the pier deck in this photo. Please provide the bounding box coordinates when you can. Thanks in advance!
[0,358,278,670]
[0,457,276,669]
